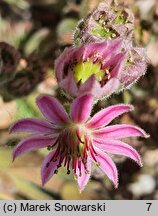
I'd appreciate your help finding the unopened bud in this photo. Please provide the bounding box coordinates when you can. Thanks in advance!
[74,0,134,45]
[4,57,45,98]
[0,42,20,84]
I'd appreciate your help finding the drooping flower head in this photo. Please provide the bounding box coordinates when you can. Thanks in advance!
[55,39,147,99]
[10,94,149,191]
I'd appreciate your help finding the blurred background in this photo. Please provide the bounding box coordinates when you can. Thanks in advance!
[0,0,158,200]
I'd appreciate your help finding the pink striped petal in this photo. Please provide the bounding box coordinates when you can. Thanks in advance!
[86,104,133,129]
[82,41,108,61]
[59,71,78,97]
[110,53,126,78]
[93,124,149,139]
[10,118,57,134]
[92,146,118,188]
[102,52,125,71]
[76,157,91,192]
[36,95,69,125]
[79,75,100,95]
[70,94,93,123]
[99,78,120,97]
[103,39,123,58]
[13,135,57,161]
[55,47,74,81]
[93,139,142,166]
[41,150,60,185]
[119,47,147,88]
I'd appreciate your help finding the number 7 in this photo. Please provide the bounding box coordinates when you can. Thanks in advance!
[146,203,152,211]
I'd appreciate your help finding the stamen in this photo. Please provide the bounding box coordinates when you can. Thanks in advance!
[54,170,58,174]
[57,154,65,168]
[52,158,57,162]
[90,147,97,162]
[100,70,111,87]
[69,132,74,154]
[96,162,100,167]
[76,129,84,144]
[78,159,82,176]
[82,159,87,165]
[93,52,101,63]
[50,145,60,162]
[67,170,71,175]
[66,156,71,172]
[85,170,90,174]
[47,146,52,151]
[78,159,81,170]
[47,138,59,151]
[90,142,98,155]
[72,158,77,173]
[64,156,68,167]
[112,33,116,38]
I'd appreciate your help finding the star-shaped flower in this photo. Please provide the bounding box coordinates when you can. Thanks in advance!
[10,94,149,191]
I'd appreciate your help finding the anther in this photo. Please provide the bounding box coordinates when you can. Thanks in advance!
[112,33,116,38]
[105,69,110,74]
[47,146,52,151]
[99,14,103,19]
[85,170,90,174]
[52,158,57,162]
[102,21,107,26]
[76,131,84,144]
[83,159,87,165]
[96,162,100,167]
[54,170,58,174]
[67,170,71,175]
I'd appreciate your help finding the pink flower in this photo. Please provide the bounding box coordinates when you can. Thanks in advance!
[55,39,147,99]
[10,94,149,191]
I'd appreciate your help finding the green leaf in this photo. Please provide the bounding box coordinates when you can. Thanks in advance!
[10,176,53,200]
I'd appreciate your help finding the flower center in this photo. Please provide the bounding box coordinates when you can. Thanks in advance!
[46,124,97,177]
[73,59,111,86]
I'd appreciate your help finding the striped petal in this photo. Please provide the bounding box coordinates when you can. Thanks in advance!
[93,139,142,166]
[86,104,133,129]
[79,75,100,95]
[41,150,60,185]
[13,135,57,161]
[70,94,93,123]
[92,146,118,188]
[93,124,149,139]
[76,157,91,192]
[10,118,57,134]
[36,95,69,125]
[59,71,78,97]
[99,77,120,97]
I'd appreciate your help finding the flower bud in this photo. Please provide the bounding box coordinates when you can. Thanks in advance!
[118,42,147,90]
[4,57,45,98]
[0,42,20,84]
[74,0,134,45]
